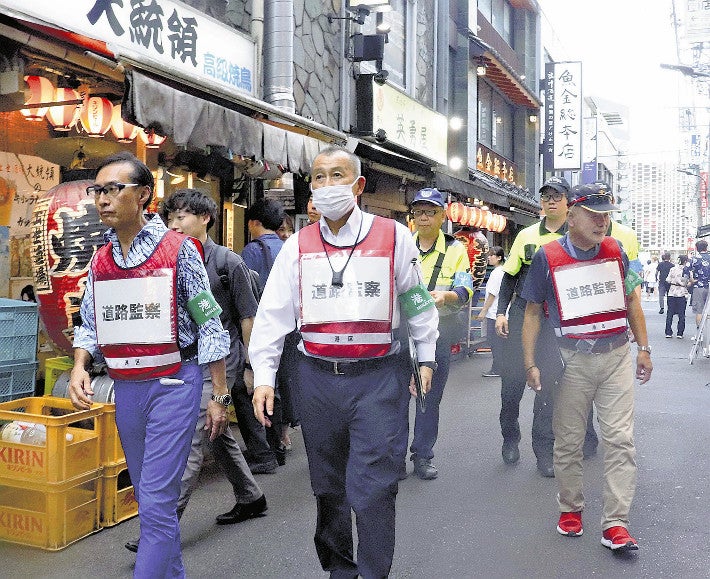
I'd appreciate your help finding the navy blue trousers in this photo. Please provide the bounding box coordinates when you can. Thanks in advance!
[114,362,202,579]
[409,335,452,461]
[295,355,409,579]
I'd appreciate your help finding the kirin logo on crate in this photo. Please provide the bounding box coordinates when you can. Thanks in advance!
[0,446,44,473]
[0,511,42,537]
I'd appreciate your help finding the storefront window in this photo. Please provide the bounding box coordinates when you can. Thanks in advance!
[478,82,513,160]
[363,0,407,89]
[480,0,513,47]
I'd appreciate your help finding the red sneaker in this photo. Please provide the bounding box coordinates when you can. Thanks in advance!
[601,526,639,551]
[557,511,583,537]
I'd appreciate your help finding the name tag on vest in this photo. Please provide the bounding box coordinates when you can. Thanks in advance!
[553,260,625,321]
[301,253,391,324]
[95,272,174,345]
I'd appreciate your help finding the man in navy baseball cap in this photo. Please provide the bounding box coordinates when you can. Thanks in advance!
[411,187,446,207]
[568,184,620,213]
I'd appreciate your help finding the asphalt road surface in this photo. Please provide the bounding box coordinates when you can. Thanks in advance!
[2,299,709,578]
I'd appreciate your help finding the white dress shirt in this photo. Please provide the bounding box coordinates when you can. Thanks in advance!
[249,206,439,388]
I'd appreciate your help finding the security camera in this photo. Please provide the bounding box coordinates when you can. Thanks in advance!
[373,69,389,85]
[374,129,387,143]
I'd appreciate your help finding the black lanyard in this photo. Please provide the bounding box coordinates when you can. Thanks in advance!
[319,218,364,288]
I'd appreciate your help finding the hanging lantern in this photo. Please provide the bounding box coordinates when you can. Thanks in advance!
[460,205,471,226]
[21,76,54,121]
[139,128,167,149]
[46,87,81,131]
[80,96,113,137]
[110,104,139,143]
[32,180,108,354]
[447,201,463,223]
[469,206,480,228]
[497,215,507,232]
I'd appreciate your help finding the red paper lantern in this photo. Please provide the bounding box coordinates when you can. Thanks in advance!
[80,96,113,137]
[32,180,108,354]
[21,75,54,121]
[498,215,507,232]
[447,202,463,223]
[46,87,81,131]
[110,104,139,143]
[460,205,471,226]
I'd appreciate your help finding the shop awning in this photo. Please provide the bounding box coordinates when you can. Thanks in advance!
[434,169,508,208]
[124,69,328,175]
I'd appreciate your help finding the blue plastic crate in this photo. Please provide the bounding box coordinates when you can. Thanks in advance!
[0,361,38,403]
[0,298,38,364]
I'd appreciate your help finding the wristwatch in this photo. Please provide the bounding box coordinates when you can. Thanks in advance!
[211,393,232,407]
[420,361,438,371]
[637,345,652,354]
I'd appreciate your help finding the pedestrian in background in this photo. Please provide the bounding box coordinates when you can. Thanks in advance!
[665,255,690,339]
[688,239,710,340]
[276,213,295,241]
[408,188,473,479]
[69,152,230,578]
[656,252,673,314]
[239,198,287,472]
[250,146,439,578]
[522,184,652,552]
[478,246,506,378]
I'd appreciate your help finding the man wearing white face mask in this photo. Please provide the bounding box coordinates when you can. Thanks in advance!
[250,146,439,578]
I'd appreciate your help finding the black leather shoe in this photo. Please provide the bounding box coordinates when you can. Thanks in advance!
[412,457,438,480]
[536,457,555,477]
[125,538,139,553]
[215,494,268,525]
[501,441,520,464]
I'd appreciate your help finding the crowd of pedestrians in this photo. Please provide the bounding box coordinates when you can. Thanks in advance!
[64,147,710,578]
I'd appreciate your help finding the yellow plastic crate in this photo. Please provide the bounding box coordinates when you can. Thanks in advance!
[0,470,101,550]
[0,396,102,484]
[95,403,125,465]
[100,460,137,527]
[42,356,73,396]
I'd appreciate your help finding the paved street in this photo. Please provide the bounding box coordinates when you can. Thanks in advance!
[2,300,709,578]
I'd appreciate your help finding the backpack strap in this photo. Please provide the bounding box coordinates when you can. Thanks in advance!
[253,237,274,275]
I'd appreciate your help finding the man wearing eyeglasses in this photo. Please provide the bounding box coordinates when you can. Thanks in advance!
[521,184,651,551]
[407,188,473,479]
[69,151,230,578]
[494,176,597,477]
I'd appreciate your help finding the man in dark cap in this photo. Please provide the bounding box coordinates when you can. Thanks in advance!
[521,183,651,551]
[494,176,573,477]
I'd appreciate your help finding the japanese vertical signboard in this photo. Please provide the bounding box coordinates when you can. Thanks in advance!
[0,0,256,97]
[543,62,582,172]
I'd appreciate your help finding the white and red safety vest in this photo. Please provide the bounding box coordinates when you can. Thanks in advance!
[298,216,395,358]
[544,237,627,339]
[93,230,185,381]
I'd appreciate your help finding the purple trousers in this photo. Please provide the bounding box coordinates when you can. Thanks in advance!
[114,361,202,579]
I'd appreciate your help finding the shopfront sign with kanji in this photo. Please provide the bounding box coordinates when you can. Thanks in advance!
[371,81,447,165]
[0,0,256,96]
[475,143,518,184]
[543,61,582,171]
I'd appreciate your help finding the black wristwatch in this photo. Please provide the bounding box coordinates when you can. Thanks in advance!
[420,361,438,371]
[211,393,232,407]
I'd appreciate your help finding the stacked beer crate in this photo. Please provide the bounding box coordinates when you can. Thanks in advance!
[0,298,39,403]
[97,402,138,528]
[0,397,103,550]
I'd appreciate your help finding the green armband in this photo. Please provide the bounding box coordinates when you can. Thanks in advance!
[187,290,223,325]
[624,269,643,295]
[398,284,436,318]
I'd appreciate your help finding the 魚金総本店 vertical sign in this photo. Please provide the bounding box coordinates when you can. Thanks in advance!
[543,62,582,172]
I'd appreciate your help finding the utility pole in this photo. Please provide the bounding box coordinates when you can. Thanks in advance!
[661,63,710,237]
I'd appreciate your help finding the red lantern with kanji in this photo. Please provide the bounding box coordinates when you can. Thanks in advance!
[21,75,54,121]
[31,180,107,354]
[447,201,463,223]
[46,88,81,131]
[110,104,139,143]
[80,96,113,137]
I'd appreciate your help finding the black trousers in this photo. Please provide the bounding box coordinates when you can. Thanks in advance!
[499,303,598,459]
[231,375,278,465]
[665,295,687,337]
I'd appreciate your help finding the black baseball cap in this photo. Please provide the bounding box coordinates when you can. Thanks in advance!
[539,176,570,196]
[568,184,620,213]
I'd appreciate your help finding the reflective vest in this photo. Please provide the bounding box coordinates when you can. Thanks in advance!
[93,230,184,381]
[544,237,627,339]
[298,216,395,359]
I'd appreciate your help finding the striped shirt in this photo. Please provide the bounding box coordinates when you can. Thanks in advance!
[73,215,229,366]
